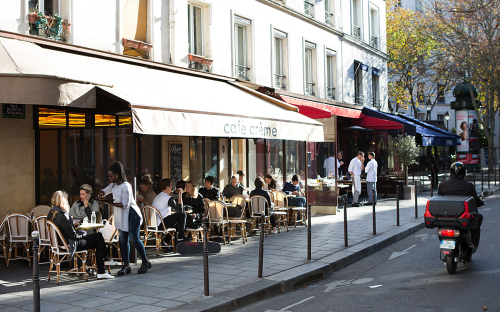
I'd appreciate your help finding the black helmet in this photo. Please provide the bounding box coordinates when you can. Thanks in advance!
[450,162,466,179]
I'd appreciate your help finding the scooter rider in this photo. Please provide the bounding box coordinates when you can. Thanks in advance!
[438,162,484,248]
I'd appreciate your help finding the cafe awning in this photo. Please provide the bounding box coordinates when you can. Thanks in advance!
[361,107,459,146]
[353,114,402,129]
[280,95,362,119]
[0,35,324,141]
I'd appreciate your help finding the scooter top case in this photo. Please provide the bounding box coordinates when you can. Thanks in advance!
[424,195,480,230]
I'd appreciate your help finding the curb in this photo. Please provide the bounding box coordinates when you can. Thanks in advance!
[179,221,425,312]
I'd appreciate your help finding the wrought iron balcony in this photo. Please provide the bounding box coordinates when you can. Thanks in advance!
[306,82,315,96]
[372,98,381,109]
[325,11,334,26]
[304,1,314,17]
[327,87,336,100]
[274,74,286,90]
[235,65,250,81]
[352,25,361,39]
[370,35,378,49]
[354,93,364,105]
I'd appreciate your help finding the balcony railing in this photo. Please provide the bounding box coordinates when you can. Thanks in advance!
[304,1,314,17]
[370,35,378,49]
[325,11,334,26]
[372,98,381,109]
[274,74,286,90]
[306,82,315,96]
[352,25,361,39]
[235,65,250,81]
[354,93,364,105]
[327,87,335,100]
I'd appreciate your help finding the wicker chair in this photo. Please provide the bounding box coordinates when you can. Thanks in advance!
[228,205,247,244]
[142,206,177,254]
[184,201,208,242]
[30,205,51,220]
[0,210,11,265]
[103,215,122,265]
[248,195,271,236]
[5,214,32,267]
[46,221,88,284]
[207,201,230,244]
[33,216,51,263]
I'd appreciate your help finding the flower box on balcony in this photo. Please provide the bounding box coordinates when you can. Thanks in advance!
[122,38,153,52]
[28,12,70,41]
[188,53,213,66]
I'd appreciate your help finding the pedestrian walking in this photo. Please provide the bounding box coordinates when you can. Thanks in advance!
[365,152,378,205]
[348,151,365,207]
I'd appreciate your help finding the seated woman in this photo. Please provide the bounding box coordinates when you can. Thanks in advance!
[170,180,186,204]
[263,174,282,191]
[250,177,277,234]
[183,181,205,229]
[69,184,100,222]
[137,174,157,207]
[48,190,114,279]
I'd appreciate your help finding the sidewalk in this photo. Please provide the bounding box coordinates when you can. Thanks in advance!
[1,185,498,312]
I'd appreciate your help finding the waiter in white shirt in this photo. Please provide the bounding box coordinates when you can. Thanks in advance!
[365,152,378,205]
[348,151,365,207]
[323,154,342,178]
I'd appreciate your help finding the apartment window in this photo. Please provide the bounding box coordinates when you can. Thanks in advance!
[437,114,445,120]
[273,29,288,90]
[418,113,425,121]
[29,0,58,15]
[437,83,445,103]
[234,16,252,81]
[352,0,361,39]
[417,83,425,103]
[325,0,335,27]
[372,68,380,108]
[188,3,203,56]
[326,49,336,100]
[353,61,363,104]
[415,0,423,11]
[370,8,379,49]
[397,0,402,7]
[304,42,316,96]
[304,1,314,17]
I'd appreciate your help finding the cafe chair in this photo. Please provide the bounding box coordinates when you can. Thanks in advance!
[0,210,11,265]
[207,201,229,245]
[228,205,247,244]
[5,214,32,268]
[249,195,271,236]
[33,216,51,263]
[104,215,122,265]
[271,191,287,211]
[30,205,51,220]
[142,206,177,254]
[184,202,207,242]
[229,195,246,208]
[46,221,88,284]
[285,195,307,228]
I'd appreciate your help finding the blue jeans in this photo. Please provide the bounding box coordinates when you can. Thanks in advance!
[118,208,148,263]
[288,197,306,207]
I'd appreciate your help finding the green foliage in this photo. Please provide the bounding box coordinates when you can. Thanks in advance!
[392,135,420,168]
[478,123,488,147]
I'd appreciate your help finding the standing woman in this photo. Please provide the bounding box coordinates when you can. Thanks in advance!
[99,161,151,275]
[183,181,205,229]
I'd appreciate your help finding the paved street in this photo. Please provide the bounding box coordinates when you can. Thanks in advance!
[0,182,497,311]
[237,193,500,312]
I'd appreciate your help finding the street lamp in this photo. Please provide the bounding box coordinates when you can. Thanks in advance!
[444,111,450,130]
[426,100,432,120]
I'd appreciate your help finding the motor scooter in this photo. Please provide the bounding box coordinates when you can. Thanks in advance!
[424,195,481,274]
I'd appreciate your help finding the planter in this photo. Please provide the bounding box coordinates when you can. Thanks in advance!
[62,21,71,31]
[139,42,153,52]
[122,38,141,49]
[402,185,415,200]
[188,53,213,65]
[28,13,37,24]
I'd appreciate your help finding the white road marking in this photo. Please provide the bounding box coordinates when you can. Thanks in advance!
[369,285,383,288]
[351,278,374,284]
[264,296,315,312]
[482,208,491,211]
[323,279,353,292]
[388,244,417,260]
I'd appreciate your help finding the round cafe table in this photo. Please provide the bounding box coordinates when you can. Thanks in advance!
[77,223,105,231]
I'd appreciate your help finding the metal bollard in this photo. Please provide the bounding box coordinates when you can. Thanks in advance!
[372,189,376,235]
[482,167,484,193]
[430,175,433,197]
[474,170,476,187]
[488,166,491,189]
[396,185,400,226]
[414,182,418,218]
[258,214,265,278]
[202,218,209,296]
[343,194,348,247]
[495,164,497,186]
[32,231,40,312]
[307,203,312,261]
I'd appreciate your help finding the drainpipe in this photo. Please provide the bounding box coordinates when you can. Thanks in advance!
[169,0,175,64]
[116,0,122,55]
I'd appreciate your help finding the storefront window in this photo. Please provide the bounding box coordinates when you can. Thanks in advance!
[39,130,59,204]
[68,113,85,127]
[189,137,203,187]
[267,139,283,186]
[285,140,305,185]
[61,130,82,202]
[248,139,265,186]
[38,108,66,128]
[95,114,116,127]
[231,139,247,180]
[204,138,218,187]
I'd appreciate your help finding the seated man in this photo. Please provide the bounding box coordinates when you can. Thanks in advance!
[199,176,221,202]
[282,175,306,208]
[438,162,484,248]
[152,178,190,243]
[250,177,277,234]
[222,176,244,199]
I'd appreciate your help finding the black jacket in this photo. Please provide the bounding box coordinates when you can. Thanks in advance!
[222,184,244,199]
[250,187,273,216]
[199,187,221,201]
[47,206,86,257]
[438,178,483,207]
[182,193,205,220]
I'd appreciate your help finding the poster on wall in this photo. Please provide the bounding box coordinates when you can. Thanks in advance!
[468,110,479,153]
[457,153,469,164]
[456,110,469,152]
[470,153,479,165]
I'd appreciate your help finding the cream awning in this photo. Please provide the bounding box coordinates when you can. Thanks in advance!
[0,36,323,141]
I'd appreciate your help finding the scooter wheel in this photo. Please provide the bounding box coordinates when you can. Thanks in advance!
[446,254,457,274]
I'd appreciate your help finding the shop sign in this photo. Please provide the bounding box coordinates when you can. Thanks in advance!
[223,120,278,138]
[2,104,25,119]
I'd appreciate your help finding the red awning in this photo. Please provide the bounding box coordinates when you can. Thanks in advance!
[280,95,362,119]
[354,114,402,129]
